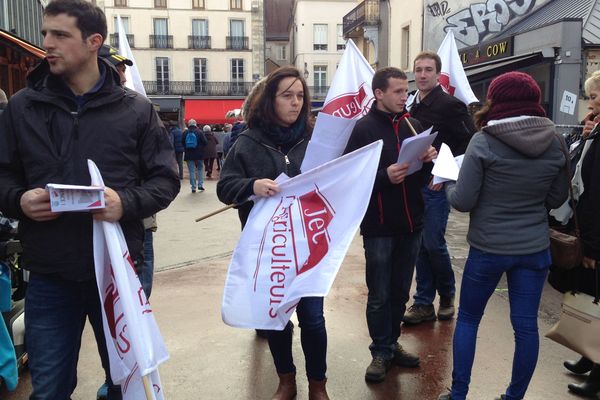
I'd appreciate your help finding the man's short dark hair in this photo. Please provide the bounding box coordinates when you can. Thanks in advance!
[414,51,442,74]
[372,67,407,92]
[45,0,107,43]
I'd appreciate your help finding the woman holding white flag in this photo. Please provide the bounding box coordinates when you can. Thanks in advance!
[217,67,330,400]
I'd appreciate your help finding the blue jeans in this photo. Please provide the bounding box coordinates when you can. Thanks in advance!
[450,247,550,400]
[414,187,454,305]
[139,229,154,299]
[363,233,422,359]
[186,160,204,190]
[267,297,327,380]
[26,273,121,400]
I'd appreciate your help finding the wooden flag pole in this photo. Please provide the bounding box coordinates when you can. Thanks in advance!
[195,203,237,222]
[404,118,418,136]
[142,375,153,400]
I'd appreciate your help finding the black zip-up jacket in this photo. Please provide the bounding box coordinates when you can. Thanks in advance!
[0,59,180,281]
[410,85,476,155]
[344,104,430,237]
[217,127,308,227]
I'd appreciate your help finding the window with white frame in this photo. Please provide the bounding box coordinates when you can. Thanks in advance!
[276,45,286,60]
[230,0,242,10]
[114,16,129,33]
[313,24,327,51]
[313,65,327,97]
[401,26,410,70]
[115,0,127,6]
[193,58,207,93]
[337,24,345,51]
[192,0,205,9]
[231,58,245,94]
[156,57,170,92]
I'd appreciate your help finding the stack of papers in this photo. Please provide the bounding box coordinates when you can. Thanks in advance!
[431,143,464,184]
[397,126,438,176]
[47,183,105,212]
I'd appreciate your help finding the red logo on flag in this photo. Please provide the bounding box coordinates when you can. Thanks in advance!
[439,73,456,96]
[322,84,373,118]
[297,186,335,275]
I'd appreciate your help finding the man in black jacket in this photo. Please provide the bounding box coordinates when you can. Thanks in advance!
[345,67,436,384]
[0,1,179,398]
[403,51,476,325]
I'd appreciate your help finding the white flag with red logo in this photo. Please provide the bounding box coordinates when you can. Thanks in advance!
[222,140,383,330]
[321,39,375,119]
[89,160,168,400]
[437,30,478,105]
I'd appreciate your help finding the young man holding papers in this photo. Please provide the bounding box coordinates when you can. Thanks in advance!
[344,67,436,384]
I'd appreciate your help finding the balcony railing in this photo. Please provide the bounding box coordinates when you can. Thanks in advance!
[142,81,330,100]
[109,33,135,48]
[150,34,173,49]
[343,0,380,36]
[143,80,253,96]
[188,35,211,49]
[226,36,249,50]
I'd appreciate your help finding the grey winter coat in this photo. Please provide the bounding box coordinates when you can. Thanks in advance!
[446,116,568,255]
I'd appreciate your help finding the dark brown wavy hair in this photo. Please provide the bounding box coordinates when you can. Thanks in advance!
[246,66,313,131]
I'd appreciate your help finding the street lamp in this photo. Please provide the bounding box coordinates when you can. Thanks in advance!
[303,62,309,80]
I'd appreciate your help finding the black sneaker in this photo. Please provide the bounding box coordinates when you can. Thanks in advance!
[191,188,196,193]
[365,356,390,383]
[198,187,205,192]
[403,304,436,324]
[392,344,420,368]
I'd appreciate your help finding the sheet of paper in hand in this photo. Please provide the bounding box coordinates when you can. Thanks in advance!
[396,127,438,176]
[46,183,105,212]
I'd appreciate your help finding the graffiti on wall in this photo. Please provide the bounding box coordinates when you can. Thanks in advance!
[444,0,536,46]
[422,0,548,50]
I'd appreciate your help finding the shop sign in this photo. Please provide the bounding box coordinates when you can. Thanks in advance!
[459,37,513,67]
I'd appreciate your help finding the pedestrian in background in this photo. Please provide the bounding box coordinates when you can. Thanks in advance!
[214,124,226,172]
[560,70,600,399]
[404,51,476,325]
[344,67,436,384]
[182,119,207,192]
[438,71,568,400]
[171,123,184,179]
[202,124,218,179]
[222,123,233,158]
[217,67,331,400]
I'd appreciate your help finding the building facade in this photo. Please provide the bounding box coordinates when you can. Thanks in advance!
[265,0,294,74]
[95,0,265,124]
[291,0,356,104]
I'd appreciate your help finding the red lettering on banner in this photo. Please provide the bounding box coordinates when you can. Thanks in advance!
[439,73,456,96]
[321,84,373,118]
[297,185,335,275]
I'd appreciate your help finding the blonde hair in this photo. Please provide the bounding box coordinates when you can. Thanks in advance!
[584,70,600,95]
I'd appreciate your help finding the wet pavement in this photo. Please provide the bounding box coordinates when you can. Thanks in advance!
[1,170,594,399]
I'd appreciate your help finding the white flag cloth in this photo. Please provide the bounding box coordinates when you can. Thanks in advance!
[222,140,383,330]
[437,30,478,106]
[321,39,374,119]
[90,160,167,400]
[117,15,146,97]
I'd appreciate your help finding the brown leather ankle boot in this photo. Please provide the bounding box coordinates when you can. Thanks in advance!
[272,372,297,400]
[308,378,330,400]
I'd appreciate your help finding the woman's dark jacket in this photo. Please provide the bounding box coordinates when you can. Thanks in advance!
[344,104,430,237]
[217,126,309,227]
[204,132,218,159]
[576,127,600,295]
[0,59,180,281]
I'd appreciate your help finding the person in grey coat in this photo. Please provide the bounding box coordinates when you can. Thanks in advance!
[438,72,568,400]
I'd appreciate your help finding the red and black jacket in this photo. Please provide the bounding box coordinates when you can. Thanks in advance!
[344,103,431,237]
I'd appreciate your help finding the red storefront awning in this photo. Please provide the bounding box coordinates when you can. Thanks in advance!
[184,99,245,125]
